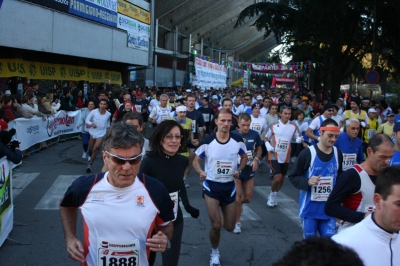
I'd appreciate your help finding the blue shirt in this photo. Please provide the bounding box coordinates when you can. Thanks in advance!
[390,150,400,166]
[334,133,365,165]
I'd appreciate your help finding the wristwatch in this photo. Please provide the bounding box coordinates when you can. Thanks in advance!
[166,239,171,250]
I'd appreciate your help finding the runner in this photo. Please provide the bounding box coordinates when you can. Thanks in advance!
[197,97,214,138]
[241,94,253,115]
[376,111,395,138]
[334,118,365,171]
[389,122,400,166]
[132,91,148,131]
[140,120,199,266]
[148,94,172,127]
[250,103,267,138]
[288,119,343,238]
[85,99,111,173]
[362,108,379,154]
[260,97,271,118]
[231,113,263,234]
[78,99,95,159]
[342,98,369,139]
[264,107,302,207]
[325,134,394,232]
[305,104,334,145]
[192,108,247,266]
[60,122,174,266]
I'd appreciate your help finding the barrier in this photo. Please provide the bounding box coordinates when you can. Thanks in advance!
[14,110,83,151]
[0,157,13,246]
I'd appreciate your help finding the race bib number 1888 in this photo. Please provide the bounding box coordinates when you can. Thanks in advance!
[98,239,139,266]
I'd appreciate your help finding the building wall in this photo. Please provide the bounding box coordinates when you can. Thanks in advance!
[155,67,186,87]
[0,0,148,66]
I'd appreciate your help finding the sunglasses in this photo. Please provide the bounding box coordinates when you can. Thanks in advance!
[105,151,142,165]
[165,135,183,141]
[244,98,251,101]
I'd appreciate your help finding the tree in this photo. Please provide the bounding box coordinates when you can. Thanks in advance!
[235,0,400,100]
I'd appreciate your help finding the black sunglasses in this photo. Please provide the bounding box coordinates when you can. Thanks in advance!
[105,151,142,165]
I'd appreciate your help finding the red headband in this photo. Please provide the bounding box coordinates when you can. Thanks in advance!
[320,126,340,132]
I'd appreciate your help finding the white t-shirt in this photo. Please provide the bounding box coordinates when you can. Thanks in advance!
[260,107,269,118]
[232,104,244,116]
[250,115,267,137]
[85,109,111,138]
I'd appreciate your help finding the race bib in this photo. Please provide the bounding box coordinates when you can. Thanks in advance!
[342,153,356,171]
[98,239,139,266]
[238,150,253,165]
[135,105,142,113]
[251,123,261,132]
[169,191,178,221]
[214,160,234,179]
[368,129,376,139]
[275,139,289,153]
[191,120,196,132]
[311,176,333,201]
[202,113,210,122]
[160,114,168,122]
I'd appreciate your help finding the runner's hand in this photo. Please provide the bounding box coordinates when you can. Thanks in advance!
[265,142,275,152]
[66,237,85,263]
[184,205,200,218]
[251,159,258,172]
[308,175,321,186]
[233,170,240,179]
[199,171,206,181]
[146,231,168,252]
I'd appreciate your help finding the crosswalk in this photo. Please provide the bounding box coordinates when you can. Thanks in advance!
[12,173,301,226]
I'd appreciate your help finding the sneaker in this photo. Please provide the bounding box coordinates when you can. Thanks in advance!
[87,156,91,162]
[184,179,190,188]
[233,223,241,234]
[210,253,221,266]
[82,151,87,159]
[86,164,91,173]
[267,194,277,207]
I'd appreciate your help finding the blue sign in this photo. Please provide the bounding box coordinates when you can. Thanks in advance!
[69,0,117,27]
[365,70,380,84]
[0,0,3,9]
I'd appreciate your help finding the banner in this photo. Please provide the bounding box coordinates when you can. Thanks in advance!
[127,32,149,51]
[14,110,82,151]
[69,0,117,27]
[86,0,117,12]
[252,63,295,72]
[117,0,150,24]
[0,59,122,84]
[194,58,227,88]
[0,157,12,247]
[29,0,69,12]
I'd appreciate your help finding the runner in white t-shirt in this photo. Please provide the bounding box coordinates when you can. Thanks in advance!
[250,103,267,138]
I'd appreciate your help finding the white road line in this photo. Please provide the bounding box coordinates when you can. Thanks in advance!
[254,186,301,227]
[241,204,262,221]
[35,175,80,210]
[12,173,40,200]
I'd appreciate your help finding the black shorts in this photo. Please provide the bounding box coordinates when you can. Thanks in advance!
[239,165,255,182]
[202,180,236,207]
[261,142,267,157]
[269,160,289,176]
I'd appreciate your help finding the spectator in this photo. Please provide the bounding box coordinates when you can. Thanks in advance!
[59,87,75,111]
[21,95,45,118]
[2,96,16,122]
[0,130,22,164]
[12,95,33,119]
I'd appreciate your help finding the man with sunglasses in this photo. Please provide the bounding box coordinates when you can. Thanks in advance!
[241,94,253,115]
[260,97,271,118]
[289,119,343,238]
[306,104,334,145]
[334,118,365,172]
[60,123,174,266]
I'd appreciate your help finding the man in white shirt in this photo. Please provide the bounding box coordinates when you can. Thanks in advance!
[306,104,334,145]
[232,96,244,116]
[260,97,271,118]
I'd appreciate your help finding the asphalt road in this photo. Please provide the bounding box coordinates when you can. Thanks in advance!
[0,135,303,266]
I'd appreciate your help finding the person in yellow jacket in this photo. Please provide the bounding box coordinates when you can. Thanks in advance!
[362,108,379,154]
[376,111,395,138]
[343,98,369,139]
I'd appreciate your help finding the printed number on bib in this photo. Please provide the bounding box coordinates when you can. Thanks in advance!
[202,113,210,122]
[169,191,178,221]
[251,123,261,132]
[135,105,142,113]
[98,239,139,266]
[275,139,289,153]
[214,160,233,179]
[342,153,356,171]
[368,129,376,139]
[311,176,333,201]
[238,151,253,165]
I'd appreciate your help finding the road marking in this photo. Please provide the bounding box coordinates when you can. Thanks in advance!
[35,175,80,210]
[241,204,262,221]
[12,173,40,200]
[254,186,301,227]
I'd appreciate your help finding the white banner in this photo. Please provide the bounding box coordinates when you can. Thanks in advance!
[127,31,149,51]
[14,110,83,151]
[194,58,227,88]
[117,13,150,38]
[0,157,12,247]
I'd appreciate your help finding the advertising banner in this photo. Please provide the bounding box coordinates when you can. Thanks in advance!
[117,14,149,38]
[127,31,149,51]
[194,58,227,88]
[0,59,122,84]
[85,0,117,12]
[29,0,69,13]
[252,63,295,72]
[14,110,82,151]
[0,157,12,247]
[117,0,150,24]
[69,0,117,27]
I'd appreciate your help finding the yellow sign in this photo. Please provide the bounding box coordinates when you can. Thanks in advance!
[0,59,122,84]
[118,0,150,24]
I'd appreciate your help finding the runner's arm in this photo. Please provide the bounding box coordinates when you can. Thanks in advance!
[305,127,318,141]
[60,205,85,263]
[192,155,206,180]
[155,222,173,240]
[324,169,365,223]
[288,149,312,190]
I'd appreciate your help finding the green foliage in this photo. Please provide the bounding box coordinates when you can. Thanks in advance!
[235,0,400,100]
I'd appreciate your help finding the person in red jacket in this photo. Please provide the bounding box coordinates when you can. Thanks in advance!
[1,96,16,122]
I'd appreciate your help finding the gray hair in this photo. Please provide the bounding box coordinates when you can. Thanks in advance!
[345,118,360,127]
[103,122,144,151]
[160,94,168,100]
